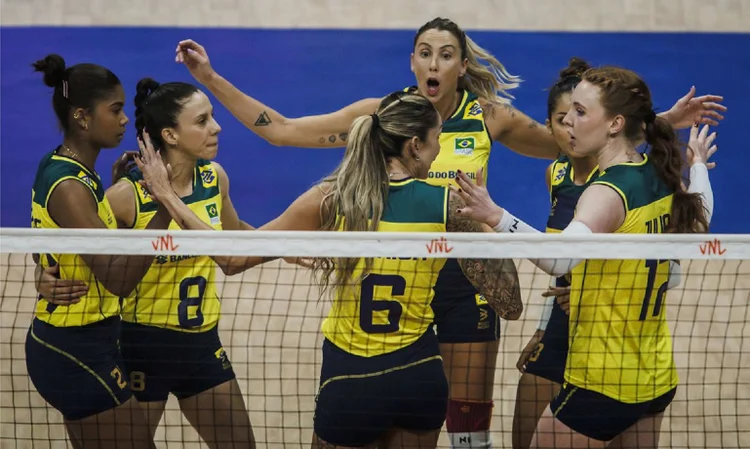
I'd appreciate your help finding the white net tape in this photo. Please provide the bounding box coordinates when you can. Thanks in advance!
[1,228,749,448]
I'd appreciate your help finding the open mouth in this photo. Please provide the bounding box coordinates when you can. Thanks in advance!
[426,78,440,96]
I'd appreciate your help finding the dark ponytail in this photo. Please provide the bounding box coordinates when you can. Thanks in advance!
[645,118,709,233]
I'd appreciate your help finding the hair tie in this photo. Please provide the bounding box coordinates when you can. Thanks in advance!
[61,80,69,99]
[645,110,656,124]
[371,113,380,128]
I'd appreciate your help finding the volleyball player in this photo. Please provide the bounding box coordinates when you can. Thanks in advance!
[510,58,718,449]
[26,54,171,448]
[43,77,256,448]
[134,90,523,448]
[172,19,726,448]
[453,66,715,448]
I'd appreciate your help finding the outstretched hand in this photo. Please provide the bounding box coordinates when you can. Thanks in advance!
[665,86,726,129]
[687,123,718,169]
[175,39,216,85]
[133,132,174,203]
[450,168,504,228]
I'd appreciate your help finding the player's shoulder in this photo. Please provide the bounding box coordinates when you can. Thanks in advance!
[33,148,102,205]
[593,155,671,210]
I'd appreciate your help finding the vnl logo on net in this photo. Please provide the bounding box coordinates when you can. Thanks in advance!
[151,234,179,252]
[426,237,453,254]
[699,238,726,256]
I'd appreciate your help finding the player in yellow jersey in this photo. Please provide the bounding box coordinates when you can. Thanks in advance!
[134,91,523,448]
[172,19,726,448]
[510,59,719,449]
[453,67,716,447]
[25,54,171,448]
[39,77,258,447]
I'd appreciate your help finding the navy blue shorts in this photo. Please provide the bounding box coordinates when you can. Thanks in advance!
[119,321,236,402]
[551,382,677,442]
[25,316,133,421]
[314,331,449,447]
[524,300,568,384]
[431,259,500,344]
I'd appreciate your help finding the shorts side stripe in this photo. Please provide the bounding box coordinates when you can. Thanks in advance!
[30,327,122,406]
[317,354,442,395]
[552,384,579,417]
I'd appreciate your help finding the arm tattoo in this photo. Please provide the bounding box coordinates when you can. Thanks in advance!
[501,103,518,119]
[528,119,542,129]
[254,111,272,126]
[482,102,497,120]
[446,193,523,319]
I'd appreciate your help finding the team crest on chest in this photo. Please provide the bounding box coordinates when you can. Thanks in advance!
[205,202,220,225]
[454,137,475,155]
[466,102,483,117]
[555,166,567,181]
[199,165,217,187]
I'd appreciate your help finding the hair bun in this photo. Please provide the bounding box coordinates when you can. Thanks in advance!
[134,77,160,108]
[559,57,591,80]
[32,54,67,88]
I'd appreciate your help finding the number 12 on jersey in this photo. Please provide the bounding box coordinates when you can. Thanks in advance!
[359,274,405,334]
[639,259,669,321]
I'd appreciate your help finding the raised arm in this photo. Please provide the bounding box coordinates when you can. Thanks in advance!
[481,87,726,162]
[47,180,171,298]
[175,39,380,148]
[481,100,560,160]
[446,190,523,320]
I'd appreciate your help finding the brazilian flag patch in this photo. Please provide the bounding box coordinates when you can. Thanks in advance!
[454,137,475,155]
[205,202,220,225]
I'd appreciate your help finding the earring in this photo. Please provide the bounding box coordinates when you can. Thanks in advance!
[84,123,89,130]
[415,154,420,161]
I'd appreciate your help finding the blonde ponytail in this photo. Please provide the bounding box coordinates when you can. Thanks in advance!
[461,34,522,105]
[313,92,439,299]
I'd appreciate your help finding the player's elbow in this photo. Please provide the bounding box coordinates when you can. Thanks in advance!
[501,306,523,321]
[220,263,244,277]
[267,122,298,147]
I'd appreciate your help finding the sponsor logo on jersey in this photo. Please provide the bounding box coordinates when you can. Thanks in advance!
[77,170,98,190]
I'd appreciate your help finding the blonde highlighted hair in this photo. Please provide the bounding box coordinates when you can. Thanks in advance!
[312,91,439,299]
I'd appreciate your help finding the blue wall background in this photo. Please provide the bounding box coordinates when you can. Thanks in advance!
[2,27,748,233]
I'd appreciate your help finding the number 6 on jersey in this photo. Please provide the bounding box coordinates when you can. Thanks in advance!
[359,274,406,334]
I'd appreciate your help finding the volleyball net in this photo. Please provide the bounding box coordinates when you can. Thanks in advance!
[1,228,748,448]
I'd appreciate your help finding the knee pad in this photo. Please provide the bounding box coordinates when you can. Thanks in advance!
[446,399,493,448]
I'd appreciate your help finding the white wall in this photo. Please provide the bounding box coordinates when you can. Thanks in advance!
[2,0,749,31]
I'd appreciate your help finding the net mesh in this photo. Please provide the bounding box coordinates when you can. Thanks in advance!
[1,228,749,448]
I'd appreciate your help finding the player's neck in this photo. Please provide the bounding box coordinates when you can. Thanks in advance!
[433,90,462,124]
[387,159,415,180]
[162,150,196,195]
[570,156,598,185]
[60,137,99,172]
[597,138,642,171]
